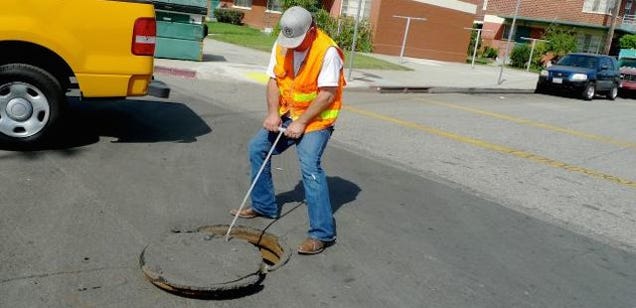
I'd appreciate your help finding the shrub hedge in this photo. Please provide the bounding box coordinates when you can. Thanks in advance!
[214,9,244,25]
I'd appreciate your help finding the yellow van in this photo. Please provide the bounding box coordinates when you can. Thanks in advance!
[0,0,168,144]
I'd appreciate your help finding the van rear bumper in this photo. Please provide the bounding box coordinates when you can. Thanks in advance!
[148,78,170,98]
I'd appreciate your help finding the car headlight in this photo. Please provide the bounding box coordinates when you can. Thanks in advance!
[540,70,549,77]
[570,73,588,81]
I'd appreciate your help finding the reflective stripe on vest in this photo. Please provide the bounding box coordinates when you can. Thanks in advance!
[293,92,318,103]
[320,109,339,120]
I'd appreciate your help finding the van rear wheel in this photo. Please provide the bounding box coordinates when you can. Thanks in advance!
[607,83,618,100]
[0,64,63,145]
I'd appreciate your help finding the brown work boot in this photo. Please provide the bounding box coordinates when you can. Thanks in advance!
[229,208,262,219]
[297,238,326,255]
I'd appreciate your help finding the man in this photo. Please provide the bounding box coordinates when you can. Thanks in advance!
[231,6,346,255]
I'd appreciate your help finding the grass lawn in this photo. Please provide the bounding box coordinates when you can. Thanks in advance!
[206,22,411,71]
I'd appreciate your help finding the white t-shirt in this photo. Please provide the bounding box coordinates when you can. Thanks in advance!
[266,44,343,88]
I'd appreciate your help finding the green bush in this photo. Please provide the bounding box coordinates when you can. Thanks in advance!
[510,43,531,68]
[532,41,549,68]
[321,12,373,52]
[521,25,577,69]
[510,42,546,70]
[481,46,498,59]
[214,9,244,25]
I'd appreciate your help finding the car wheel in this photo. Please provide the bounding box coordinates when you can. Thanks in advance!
[607,83,618,100]
[0,63,63,145]
[535,83,547,94]
[582,82,595,100]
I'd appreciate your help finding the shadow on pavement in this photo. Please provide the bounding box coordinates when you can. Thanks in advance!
[0,97,212,152]
[276,176,361,214]
[202,54,227,62]
[158,276,266,300]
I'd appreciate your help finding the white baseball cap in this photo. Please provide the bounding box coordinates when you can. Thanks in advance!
[277,6,313,48]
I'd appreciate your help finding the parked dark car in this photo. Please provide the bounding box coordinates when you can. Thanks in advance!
[535,53,620,100]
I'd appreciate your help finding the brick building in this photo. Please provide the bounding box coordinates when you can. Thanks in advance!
[219,0,479,63]
[479,0,636,57]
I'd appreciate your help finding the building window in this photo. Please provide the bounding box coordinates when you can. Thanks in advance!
[340,0,371,19]
[266,0,282,12]
[234,0,252,8]
[582,0,613,14]
[483,0,488,10]
[501,25,531,43]
[577,33,603,53]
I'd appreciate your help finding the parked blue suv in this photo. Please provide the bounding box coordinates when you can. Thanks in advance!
[535,53,620,100]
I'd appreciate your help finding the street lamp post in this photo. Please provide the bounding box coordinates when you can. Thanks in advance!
[520,37,549,71]
[497,0,522,84]
[393,15,427,62]
[465,27,493,69]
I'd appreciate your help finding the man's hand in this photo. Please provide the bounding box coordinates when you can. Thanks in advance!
[285,121,306,139]
[263,113,282,132]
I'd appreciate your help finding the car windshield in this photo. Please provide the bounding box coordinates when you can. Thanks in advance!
[557,55,598,69]
[619,58,636,68]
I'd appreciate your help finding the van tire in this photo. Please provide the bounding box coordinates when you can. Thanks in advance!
[0,64,64,145]
[607,83,618,100]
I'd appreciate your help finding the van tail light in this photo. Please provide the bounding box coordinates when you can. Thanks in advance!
[132,18,156,56]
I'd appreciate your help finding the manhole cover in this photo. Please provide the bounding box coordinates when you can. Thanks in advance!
[140,232,263,294]
[140,225,291,296]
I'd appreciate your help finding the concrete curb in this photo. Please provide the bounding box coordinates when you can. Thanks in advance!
[154,66,197,79]
[373,86,535,94]
[152,62,537,95]
[429,87,536,94]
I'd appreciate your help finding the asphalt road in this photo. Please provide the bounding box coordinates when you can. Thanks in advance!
[1,77,635,307]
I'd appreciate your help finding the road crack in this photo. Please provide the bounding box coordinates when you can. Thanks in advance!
[0,266,132,285]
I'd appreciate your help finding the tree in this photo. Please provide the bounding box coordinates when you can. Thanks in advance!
[466,23,482,56]
[281,0,322,12]
[542,25,577,57]
[619,34,636,49]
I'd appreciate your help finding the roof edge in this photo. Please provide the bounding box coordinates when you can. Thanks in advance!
[498,15,609,30]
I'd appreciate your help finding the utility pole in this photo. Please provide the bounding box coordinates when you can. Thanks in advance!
[604,0,620,55]
[347,0,364,81]
[497,0,522,85]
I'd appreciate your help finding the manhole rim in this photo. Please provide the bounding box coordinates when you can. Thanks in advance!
[196,224,292,272]
[139,224,291,295]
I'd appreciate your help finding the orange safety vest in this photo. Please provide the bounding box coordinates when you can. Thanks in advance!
[273,29,346,133]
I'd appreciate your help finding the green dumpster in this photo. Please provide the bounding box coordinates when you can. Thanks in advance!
[153,0,209,61]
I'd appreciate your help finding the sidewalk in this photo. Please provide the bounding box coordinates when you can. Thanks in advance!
[154,38,539,93]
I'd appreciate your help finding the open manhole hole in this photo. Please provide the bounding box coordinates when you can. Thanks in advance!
[140,225,291,297]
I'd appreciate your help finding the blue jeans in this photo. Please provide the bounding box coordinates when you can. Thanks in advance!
[248,121,336,242]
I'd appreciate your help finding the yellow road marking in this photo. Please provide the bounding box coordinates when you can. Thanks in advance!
[344,105,636,189]
[246,72,269,85]
[420,99,636,148]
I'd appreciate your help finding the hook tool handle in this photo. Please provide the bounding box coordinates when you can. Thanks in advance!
[225,127,286,241]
